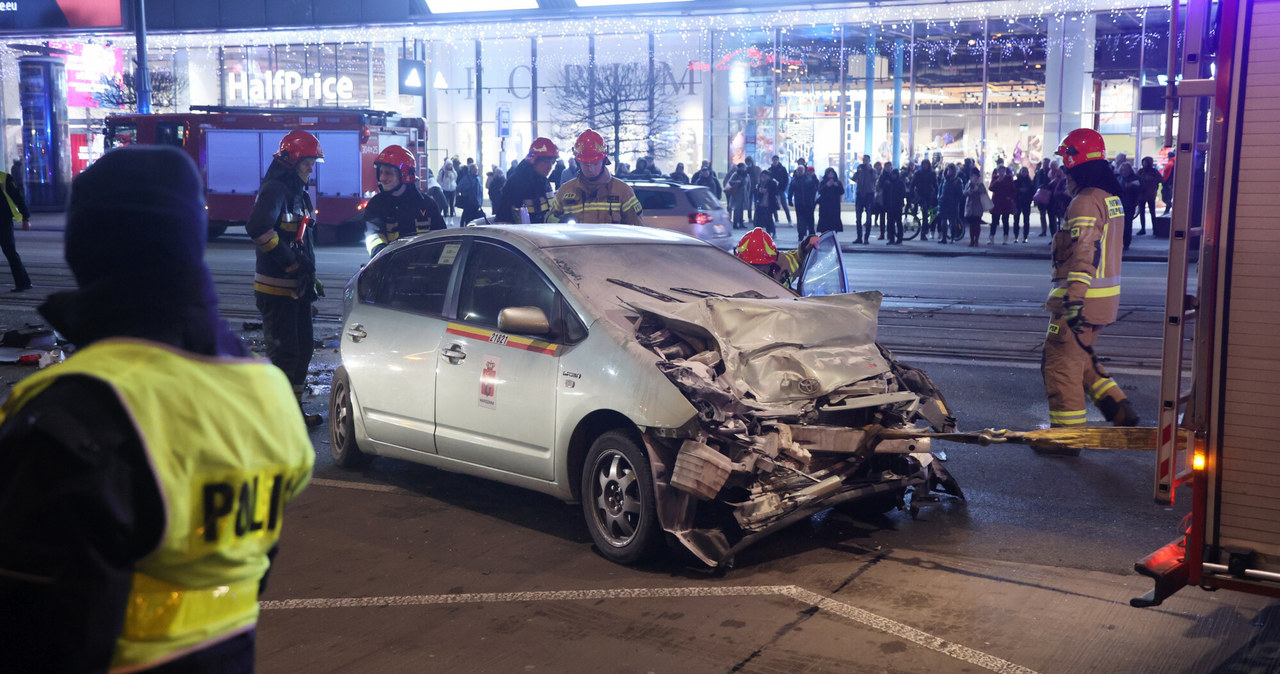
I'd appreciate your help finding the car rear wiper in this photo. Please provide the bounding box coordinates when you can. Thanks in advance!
[607,278,680,302]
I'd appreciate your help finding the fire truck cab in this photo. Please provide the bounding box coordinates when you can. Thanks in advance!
[103,106,426,241]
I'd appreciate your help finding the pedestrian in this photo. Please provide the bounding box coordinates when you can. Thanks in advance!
[1160,150,1176,215]
[0,145,315,673]
[1048,163,1070,235]
[546,129,643,225]
[989,166,1017,244]
[852,155,876,243]
[816,168,845,234]
[767,155,791,225]
[364,145,446,256]
[422,168,449,216]
[560,157,580,186]
[874,162,893,240]
[498,137,559,223]
[752,171,779,236]
[692,163,722,199]
[1014,165,1034,243]
[1043,128,1139,433]
[913,159,938,240]
[964,169,989,247]
[551,159,567,190]
[1117,161,1142,250]
[744,156,761,221]
[726,162,751,228]
[883,167,906,245]
[246,129,326,427]
[1033,158,1052,236]
[669,162,690,184]
[790,165,818,243]
[439,161,457,219]
[936,163,964,244]
[1136,156,1162,235]
[457,163,484,224]
[0,161,32,291]
[485,167,506,217]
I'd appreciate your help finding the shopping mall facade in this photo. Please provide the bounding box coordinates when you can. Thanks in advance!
[0,0,1175,180]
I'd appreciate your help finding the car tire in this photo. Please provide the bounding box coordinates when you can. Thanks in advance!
[581,430,662,565]
[329,366,372,469]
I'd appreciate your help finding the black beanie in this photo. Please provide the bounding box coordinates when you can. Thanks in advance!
[65,145,207,286]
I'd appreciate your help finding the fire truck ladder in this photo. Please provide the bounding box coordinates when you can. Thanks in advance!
[1152,0,1221,507]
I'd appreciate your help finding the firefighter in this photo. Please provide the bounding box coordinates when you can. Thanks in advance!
[364,144,445,256]
[733,227,815,289]
[0,146,314,672]
[246,129,326,426]
[497,137,559,223]
[546,129,644,225]
[1043,128,1140,431]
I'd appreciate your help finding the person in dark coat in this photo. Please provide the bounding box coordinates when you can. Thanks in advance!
[668,162,690,184]
[936,164,965,244]
[852,156,876,243]
[1117,161,1142,251]
[913,159,938,240]
[882,168,907,245]
[816,168,845,234]
[0,165,32,291]
[725,163,752,228]
[551,160,567,190]
[1034,158,1053,236]
[1136,156,1162,235]
[692,164,722,199]
[485,167,506,217]
[988,166,1017,244]
[457,164,484,224]
[789,165,818,243]
[767,155,791,225]
[1014,166,1035,242]
[752,172,779,236]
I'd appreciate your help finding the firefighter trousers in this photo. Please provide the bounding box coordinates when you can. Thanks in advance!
[1042,314,1127,427]
[256,292,315,397]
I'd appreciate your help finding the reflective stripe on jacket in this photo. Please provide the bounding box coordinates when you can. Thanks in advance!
[1046,187,1125,325]
[0,339,314,672]
[546,176,643,225]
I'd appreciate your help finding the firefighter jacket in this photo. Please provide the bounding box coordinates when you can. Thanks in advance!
[246,159,317,300]
[546,171,644,225]
[364,183,445,256]
[498,159,554,223]
[0,170,29,223]
[1046,186,1125,326]
[0,338,313,672]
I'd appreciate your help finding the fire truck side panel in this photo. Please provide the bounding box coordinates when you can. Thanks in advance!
[205,130,262,195]
[1209,0,1280,575]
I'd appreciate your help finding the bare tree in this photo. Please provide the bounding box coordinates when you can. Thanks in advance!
[93,70,187,111]
[552,62,679,165]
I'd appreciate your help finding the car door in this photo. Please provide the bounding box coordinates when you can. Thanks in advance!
[433,240,561,481]
[341,239,463,454]
[796,230,849,296]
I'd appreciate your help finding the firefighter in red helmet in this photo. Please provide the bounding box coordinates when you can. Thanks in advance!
[363,144,445,256]
[733,227,815,289]
[1042,128,1139,440]
[546,129,643,225]
[497,137,559,223]
[246,129,327,426]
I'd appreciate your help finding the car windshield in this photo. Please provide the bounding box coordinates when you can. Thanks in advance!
[686,187,720,211]
[546,243,788,313]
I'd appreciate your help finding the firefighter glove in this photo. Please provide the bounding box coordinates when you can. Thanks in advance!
[1063,301,1085,334]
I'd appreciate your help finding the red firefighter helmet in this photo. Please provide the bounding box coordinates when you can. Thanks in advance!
[528,137,559,160]
[275,130,324,166]
[734,227,779,265]
[1054,128,1106,169]
[374,145,417,184]
[572,129,608,164]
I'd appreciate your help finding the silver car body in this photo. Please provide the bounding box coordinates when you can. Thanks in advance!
[624,179,735,250]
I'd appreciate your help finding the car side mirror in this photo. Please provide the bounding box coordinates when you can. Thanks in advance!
[497,306,551,335]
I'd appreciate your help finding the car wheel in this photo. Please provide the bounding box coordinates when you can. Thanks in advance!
[581,430,662,564]
[329,366,372,469]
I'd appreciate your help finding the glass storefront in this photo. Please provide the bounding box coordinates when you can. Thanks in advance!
[1,1,1173,181]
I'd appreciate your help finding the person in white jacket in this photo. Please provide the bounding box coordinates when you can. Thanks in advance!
[438,161,458,219]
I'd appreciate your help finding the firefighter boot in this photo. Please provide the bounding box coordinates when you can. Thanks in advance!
[1099,397,1141,427]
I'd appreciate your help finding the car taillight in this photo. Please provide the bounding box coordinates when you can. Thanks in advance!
[688,212,712,225]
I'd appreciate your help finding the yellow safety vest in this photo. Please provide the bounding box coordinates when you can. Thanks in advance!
[0,338,314,672]
[0,170,22,220]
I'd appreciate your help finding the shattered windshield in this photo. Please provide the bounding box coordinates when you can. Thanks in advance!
[547,243,788,312]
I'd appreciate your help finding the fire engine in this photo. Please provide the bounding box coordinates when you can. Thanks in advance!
[103,106,426,240]
[1129,0,1280,606]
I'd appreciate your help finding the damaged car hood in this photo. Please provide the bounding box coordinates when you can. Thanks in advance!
[627,291,890,408]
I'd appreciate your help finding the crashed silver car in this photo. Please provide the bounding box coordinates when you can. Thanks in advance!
[332,224,961,567]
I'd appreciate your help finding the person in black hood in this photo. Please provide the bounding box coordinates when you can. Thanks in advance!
[246,130,325,426]
[0,145,314,673]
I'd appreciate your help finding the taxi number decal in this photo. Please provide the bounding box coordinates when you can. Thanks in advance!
[489,333,509,345]
[446,323,560,356]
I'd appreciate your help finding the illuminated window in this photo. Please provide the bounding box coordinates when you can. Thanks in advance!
[424,0,537,13]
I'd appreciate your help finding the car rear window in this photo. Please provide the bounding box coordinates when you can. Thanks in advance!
[685,187,720,211]
[633,188,677,211]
